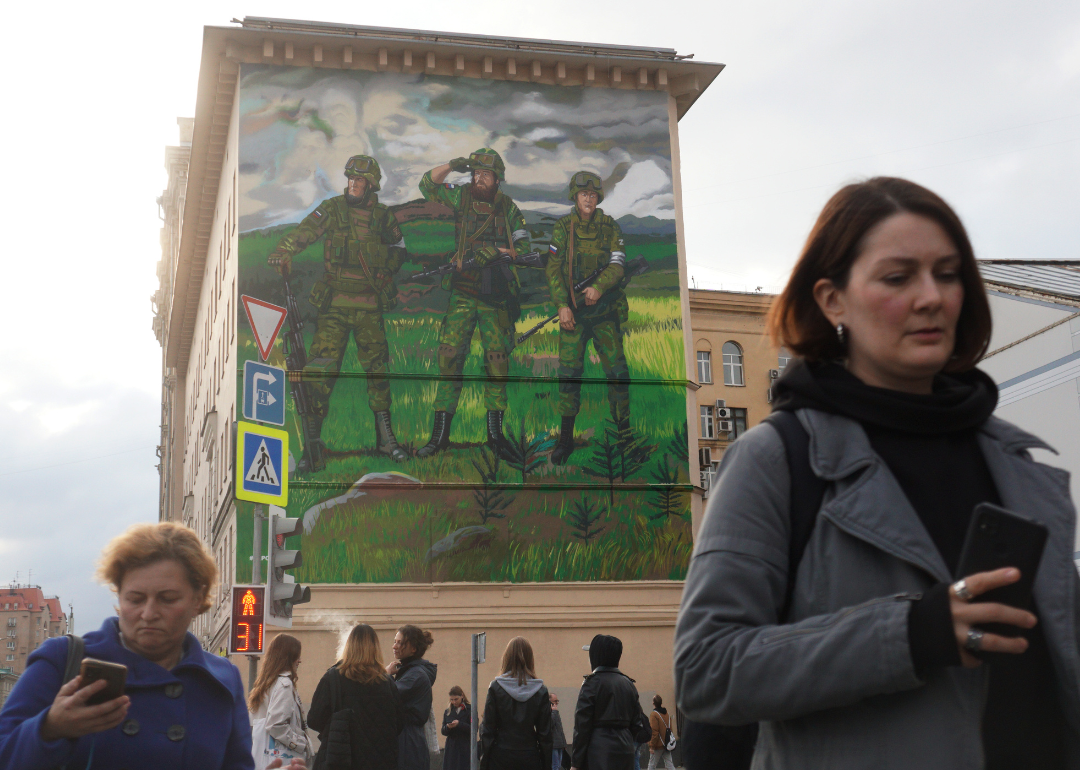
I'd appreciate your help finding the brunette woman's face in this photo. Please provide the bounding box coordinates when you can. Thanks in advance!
[813,212,964,394]
[450,695,463,707]
[393,631,415,660]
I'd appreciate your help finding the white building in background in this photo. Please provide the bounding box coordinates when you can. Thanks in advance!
[979,261,1080,545]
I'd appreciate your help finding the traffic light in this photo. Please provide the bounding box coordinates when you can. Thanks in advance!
[266,506,311,628]
[228,585,265,654]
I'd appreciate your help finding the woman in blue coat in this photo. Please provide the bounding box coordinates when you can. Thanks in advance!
[0,522,257,770]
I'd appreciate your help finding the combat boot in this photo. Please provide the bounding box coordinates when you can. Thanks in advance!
[373,411,409,463]
[297,415,327,474]
[486,410,517,462]
[550,416,576,465]
[416,411,453,458]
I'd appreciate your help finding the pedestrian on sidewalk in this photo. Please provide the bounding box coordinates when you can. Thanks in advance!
[479,637,553,770]
[549,692,570,770]
[442,685,472,770]
[571,634,645,770]
[387,625,437,770]
[675,176,1080,769]
[249,633,311,767]
[646,696,675,770]
[308,623,402,770]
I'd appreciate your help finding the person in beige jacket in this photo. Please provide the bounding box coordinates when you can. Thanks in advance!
[250,634,311,766]
[647,695,675,770]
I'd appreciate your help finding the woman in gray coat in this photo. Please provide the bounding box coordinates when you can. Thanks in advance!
[675,177,1080,770]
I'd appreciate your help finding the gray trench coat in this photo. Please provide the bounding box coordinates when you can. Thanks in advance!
[675,409,1080,769]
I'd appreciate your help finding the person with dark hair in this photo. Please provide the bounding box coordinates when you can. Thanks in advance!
[250,633,310,766]
[386,625,437,770]
[646,696,674,770]
[480,637,553,770]
[571,635,644,770]
[442,685,471,770]
[549,692,570,770]
[674,177,1080,769]
[309,623,402,770]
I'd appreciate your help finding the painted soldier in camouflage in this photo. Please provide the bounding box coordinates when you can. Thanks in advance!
[267,155,409,463]
[415,148,532,461]
[545,171,630,465]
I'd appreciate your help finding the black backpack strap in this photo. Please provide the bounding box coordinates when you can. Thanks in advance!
[62,634,84,685]
[763,411,828,620]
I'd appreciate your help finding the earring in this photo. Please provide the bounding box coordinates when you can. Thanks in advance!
[836,323,846,344]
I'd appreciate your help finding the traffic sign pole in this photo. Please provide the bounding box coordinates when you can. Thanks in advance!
[470,632,486,770]
[248,505,265,693]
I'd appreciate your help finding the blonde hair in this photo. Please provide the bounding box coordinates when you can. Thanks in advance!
[340,624,387,684]
[97,522,216,613]
[249,633,301,711]
[500,637,536,686]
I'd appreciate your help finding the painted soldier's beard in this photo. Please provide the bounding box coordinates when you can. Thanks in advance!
[344,190,370,206]
[471,177,498,202]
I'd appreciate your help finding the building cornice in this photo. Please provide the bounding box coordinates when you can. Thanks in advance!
[689,289,775,315]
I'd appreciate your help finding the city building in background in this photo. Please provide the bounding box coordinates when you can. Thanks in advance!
[152,17,723,733]
[0,583,72,705]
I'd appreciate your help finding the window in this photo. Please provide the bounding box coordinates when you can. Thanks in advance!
[696,351,712,384]
[724,408,749,440]
[7,630,15,638]
[6,619,14,627]
[700,405,715,439]
[6,641,13,649]
[778,348,792,373]
[5,655,12,661]
[698,447,718,491]
[722,342,745,386]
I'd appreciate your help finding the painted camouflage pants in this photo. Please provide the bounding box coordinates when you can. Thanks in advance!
[433,290,514,413]
[305,306,391,415]
[557,309,630,422]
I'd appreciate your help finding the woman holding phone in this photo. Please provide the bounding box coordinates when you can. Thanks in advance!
[675,177,1080,769]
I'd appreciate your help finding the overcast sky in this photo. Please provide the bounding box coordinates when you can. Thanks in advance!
[0,0,1076,632]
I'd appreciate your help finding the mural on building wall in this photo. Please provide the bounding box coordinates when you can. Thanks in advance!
[236,63,691,583]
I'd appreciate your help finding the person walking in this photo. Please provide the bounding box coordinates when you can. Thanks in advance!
[308,623,403,770]
[250,634,311,767]
[675,176,1080,769]
[0,522,255,769]
[571,635,644,770]
[479,637,553,770]
[442,686,472,770]
[549,692,570,770]
[386,625,438,770]
[646,696,675,770]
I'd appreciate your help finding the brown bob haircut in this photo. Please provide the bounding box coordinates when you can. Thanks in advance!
[96,522,217,614]
[766,177,992,372]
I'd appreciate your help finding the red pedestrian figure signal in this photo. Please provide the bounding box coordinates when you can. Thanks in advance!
[229,585,266,655]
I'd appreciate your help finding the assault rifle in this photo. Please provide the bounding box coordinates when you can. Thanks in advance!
[515,255,649,345]
[280,271,327,474]
[408,250,546,282]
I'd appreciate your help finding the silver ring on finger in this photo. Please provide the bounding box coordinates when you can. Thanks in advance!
[952,579,974,601]
[964,628,985,653]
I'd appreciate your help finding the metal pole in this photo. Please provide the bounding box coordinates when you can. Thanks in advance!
[248,505,263,693]
[470,634,480,770]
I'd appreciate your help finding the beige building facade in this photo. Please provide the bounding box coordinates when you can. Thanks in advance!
[0,586,71,680]
[152,17,723,731]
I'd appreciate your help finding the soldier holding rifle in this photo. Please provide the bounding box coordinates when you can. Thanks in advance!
[415,148,533,460]
[267,155,409,465]
[545,172,631,465]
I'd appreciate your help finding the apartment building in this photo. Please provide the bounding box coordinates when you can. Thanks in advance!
[0,585,71,676]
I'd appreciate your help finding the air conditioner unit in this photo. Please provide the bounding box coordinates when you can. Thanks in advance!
[698,447,712,467]
[718,420,734,433]
[714,399,726,410]
[715,407,733,420]
[769,369,781,379]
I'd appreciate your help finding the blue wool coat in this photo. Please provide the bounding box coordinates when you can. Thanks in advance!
[0,617,255,770]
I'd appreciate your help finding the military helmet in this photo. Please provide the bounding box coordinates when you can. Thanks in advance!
[469,148,506,181]
[344,155,382,192]
[568,171,604,204]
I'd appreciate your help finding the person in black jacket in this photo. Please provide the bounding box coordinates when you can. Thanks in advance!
[441,685,471,770]
[309,623,403,770]
[571,635,643,770]
[480,636,553,770]
[386,624,438,770]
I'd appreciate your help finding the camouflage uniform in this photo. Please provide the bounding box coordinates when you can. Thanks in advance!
[545,172,630,464]
[268,155,409,462]
[415,149,532,460]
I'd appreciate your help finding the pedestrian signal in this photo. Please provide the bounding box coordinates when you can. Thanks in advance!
[228,585,265,655]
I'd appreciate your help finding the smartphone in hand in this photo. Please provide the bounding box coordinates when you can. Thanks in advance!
[955,502,1048,638]
[79,658,127,705]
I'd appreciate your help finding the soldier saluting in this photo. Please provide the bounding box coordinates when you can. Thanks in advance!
[267,155,409,463]
[415,148,532,460]
[546,172,631,465]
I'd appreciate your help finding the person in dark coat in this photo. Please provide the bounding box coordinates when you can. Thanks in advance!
[571,635,644,770]
[387,624,438,770]
[480,636,553,770]
[550,692,571,769]
[309,623,403,770]
[441,685,472,770]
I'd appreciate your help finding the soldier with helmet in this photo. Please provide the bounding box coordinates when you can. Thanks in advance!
[415,148,532,460]
[545,171,630,465]
[267,154,409,464]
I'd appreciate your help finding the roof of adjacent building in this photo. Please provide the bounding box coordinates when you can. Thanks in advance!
[0,587,46,612]
[979,260,1080,305]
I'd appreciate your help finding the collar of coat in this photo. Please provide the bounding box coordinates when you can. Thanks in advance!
[583,666,635,682]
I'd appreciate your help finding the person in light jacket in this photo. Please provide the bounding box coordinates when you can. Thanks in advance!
[674,176,1080,770]
[646,695,674,770]
[441,685,471,770]
[480,636,553,770]
[249,633,310,766]
[386,624,437,770]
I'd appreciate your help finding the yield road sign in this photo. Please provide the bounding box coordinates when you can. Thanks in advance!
[243,360,286,426]
[236,421,289,505]
[241,296,288,361]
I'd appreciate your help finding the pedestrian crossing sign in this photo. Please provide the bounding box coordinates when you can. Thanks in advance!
[236,421,289,505]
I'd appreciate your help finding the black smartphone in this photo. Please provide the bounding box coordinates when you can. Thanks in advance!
[954,502,1048,638]
[79,658,127,705]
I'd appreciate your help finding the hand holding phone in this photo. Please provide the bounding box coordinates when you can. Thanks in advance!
[40,666,130,741]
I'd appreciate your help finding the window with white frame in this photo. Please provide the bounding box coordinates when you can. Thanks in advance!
[696,351,712,384]
[723,342,745,386]
[700,405,715,439]
[5,654,13,661]
[778,348,792,372]
[6,641,14,649]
